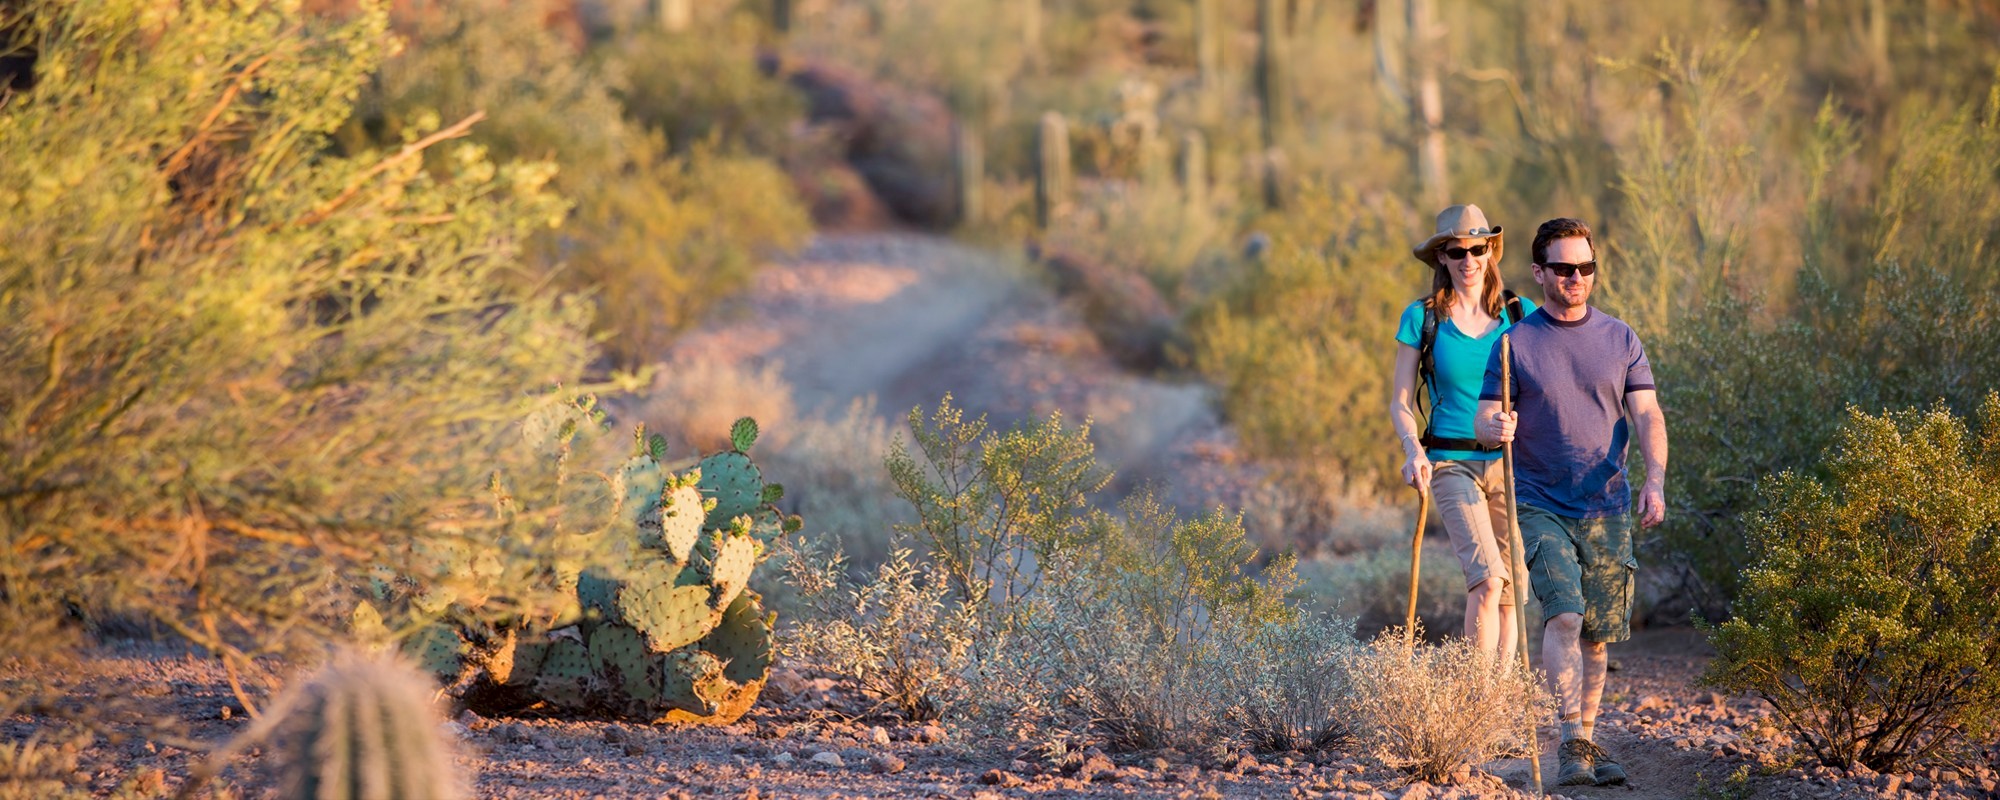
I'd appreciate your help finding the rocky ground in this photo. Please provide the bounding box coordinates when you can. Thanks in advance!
[9,629,1997,798]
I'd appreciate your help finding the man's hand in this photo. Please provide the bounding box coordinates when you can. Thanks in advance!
[1637,480,1666,528]
[1478,409,1517,447]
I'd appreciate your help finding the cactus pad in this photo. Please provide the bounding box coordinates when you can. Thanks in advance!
[406,623,466,679]
[729,417,759,452]
[616,581,719,654]
[533,637,595,710]
[708,534,758,611]
[697,451,764,527]
[589,624,660,704]
[349,601,390,643]
[706,592,776,684]
[618,455,666,525]
[576,567,620,623]
[655,483,706,563]
[658,650,729,718]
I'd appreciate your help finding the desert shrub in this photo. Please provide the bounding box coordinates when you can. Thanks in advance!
[1702,398,2000,772]
[885,394,1113,632]
[1344,632,1544,783]
[762,398,912,575]
[0,0,601,698]
[349,0,810,363]
[637,355,797,455]
[781,543,980,721]
[1188,186,1417,501]
[1299,543,1463,640]
[612,21,806,157]
[1220,613,1361,752]
[1656,264,2000,616]
[559,135,812,363]
[986,492,1298,752]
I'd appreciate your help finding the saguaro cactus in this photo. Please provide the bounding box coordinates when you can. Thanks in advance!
[1257,0,1295,149]
[277,655,463,800]
[1035,111,1072,229]
[1193,0,1222,116]
[1180,130,1209,217]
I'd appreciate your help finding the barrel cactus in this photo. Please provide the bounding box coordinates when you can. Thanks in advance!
[361,417,801,725]
[274,654,464,800]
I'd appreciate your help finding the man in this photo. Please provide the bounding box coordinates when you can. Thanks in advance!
[1475,218,1668,787]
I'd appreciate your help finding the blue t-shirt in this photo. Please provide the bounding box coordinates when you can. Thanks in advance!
[1480,306,1655,518]
[1395,296,1538,462]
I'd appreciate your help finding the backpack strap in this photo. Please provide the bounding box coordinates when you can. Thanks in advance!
[1414,296,1507,454]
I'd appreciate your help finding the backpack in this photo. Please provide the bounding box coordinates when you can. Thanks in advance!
[1416,289,1524,452]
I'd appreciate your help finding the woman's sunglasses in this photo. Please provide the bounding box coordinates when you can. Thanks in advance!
[1537,260,1598,278]
[1442,244,1490,259]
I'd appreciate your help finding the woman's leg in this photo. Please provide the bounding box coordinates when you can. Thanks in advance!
[1481,458,1520,666]
[1432,461,1511,662]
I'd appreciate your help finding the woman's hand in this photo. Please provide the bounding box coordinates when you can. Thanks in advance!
[1402,452,1434,491]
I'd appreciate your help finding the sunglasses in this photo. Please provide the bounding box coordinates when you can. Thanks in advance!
[1442,244,1490,259]
[1537,260,1597,278]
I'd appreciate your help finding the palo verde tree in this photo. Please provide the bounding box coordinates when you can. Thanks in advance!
[0,0,613,712]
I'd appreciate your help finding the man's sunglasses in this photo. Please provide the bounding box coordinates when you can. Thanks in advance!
[1442,244,1490,259]
[1537,260,1597,278]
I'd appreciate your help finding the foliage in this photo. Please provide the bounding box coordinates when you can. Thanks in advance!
[348,0,810,365]
[0,0,605,698]
[1655,262,2000,615]
[800,396,1307,752]
[1299,544,1464,639]
[781,544,979,721]
[885,393,1113,633]
[613,21,807,157]
[1221,613,1360,752]
[1703,399,2000,772]
[1344,630,1545,784]
[1188,187,1416,502]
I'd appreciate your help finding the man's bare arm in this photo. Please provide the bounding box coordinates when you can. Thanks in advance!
[1626,389,1668,527]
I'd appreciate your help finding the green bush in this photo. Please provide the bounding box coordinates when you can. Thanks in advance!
[0,0,603,691]
[613,22,806,157]
[348,0,811,365]
[1703,398,2000,771]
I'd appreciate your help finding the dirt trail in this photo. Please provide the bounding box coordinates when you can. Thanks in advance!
[668,232,1256,510]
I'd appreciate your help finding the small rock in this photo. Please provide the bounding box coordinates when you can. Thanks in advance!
[771,752,795,766]
[1232,753,1260,774]
[1939,770,1960,784]
[623,743,646,757]
[810,751,845,768]
[602,727,624,743]
[1081,753,1118,782]
[870,754,906,774]
[1909,776,1931,792]
[1152,757,1171,773]
[440,721,469,739]
[1010,759,1034,774]
[870,726,892,746]
[916,724,949,744]
[980,769,1024,787]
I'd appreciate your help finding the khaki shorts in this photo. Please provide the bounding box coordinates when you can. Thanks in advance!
[1430,459,1516,606]
[1519,503,1636,644]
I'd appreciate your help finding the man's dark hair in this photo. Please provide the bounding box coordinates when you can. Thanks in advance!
[1531,218,1595,265]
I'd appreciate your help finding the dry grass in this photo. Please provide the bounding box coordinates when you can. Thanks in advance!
[638,355,796,455]
[1344,631,1547,784]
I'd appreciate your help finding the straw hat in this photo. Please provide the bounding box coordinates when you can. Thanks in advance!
[1412,204,1504,269]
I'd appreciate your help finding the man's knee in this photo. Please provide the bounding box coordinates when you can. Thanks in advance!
[1545,612,1584,640]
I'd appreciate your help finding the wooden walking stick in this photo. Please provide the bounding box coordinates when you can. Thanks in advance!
[1500,333,1545,795]
[1405,484,1430,645]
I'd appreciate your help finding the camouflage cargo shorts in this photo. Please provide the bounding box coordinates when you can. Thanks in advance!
[1518,504,1636,644]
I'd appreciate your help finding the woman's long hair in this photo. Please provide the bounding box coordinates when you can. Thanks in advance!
[1422,247,1506,319]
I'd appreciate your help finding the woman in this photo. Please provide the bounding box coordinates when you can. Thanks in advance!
[1388,204,1535,664]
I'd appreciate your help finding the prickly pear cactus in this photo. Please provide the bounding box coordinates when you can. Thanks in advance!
[393,418,796,725]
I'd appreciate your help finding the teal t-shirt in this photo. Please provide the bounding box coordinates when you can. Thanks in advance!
[1395,296,1539,462]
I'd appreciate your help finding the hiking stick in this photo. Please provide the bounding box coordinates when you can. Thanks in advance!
[1500,334,1544,796]
[1405,484,1430,645]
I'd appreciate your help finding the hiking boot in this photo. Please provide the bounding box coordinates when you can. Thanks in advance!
[1556,739,1597,786]
[1585,741,1628,786]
